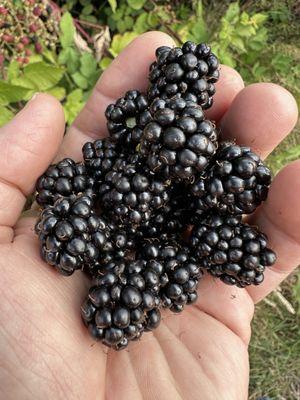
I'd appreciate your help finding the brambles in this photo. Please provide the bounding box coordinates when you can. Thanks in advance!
[35,41,276,351]
[0,0,59,66]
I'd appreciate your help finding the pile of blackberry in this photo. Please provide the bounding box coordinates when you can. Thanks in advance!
[35,41,276,351]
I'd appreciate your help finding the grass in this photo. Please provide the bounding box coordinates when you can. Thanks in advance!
[249,272,300,399]
[201,1,300,398]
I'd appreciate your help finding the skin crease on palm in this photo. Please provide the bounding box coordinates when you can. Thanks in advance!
[0,32,298,400]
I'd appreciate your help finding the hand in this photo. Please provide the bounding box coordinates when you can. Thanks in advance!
[0,32,298,400]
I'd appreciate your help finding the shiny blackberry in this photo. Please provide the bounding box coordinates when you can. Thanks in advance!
[105,90,152,149]
[35,194,130,276]
[148,41,219,109]
[98,153,171,226]
[140,239,202,313]
[190,213,277,288]
[82,137,122,185]
[139,97,218,182]
[190,142,272,215]
[36,158,93,206]
[81,258,163,350]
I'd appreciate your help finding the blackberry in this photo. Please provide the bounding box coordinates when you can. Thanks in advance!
[98,153,171,226]
[190,142,272,215]
[190,213,277,288]
[139,97,218,182]
[140,239,202,313]
[35,193,132,276]
[81,258,163,350]
[148,41,219,109]
[36,158,93,206]
[105,90,152,149]
[82,137,122,185]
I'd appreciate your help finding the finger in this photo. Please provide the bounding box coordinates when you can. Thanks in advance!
[246,160,300,303]
[59,35,244,161]
[205,65,244,122]
[221,83,298,158]
[58,31,175,160]
[0,94,64,241]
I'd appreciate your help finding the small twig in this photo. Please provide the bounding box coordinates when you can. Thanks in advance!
[74,18,104,31]
[164,24,183,44]
[274,290,296,315]
[73,20,93,43]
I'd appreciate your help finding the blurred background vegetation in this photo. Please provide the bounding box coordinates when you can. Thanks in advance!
[0,0,299,398]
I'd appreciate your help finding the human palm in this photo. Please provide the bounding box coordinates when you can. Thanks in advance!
[0,32,299,400]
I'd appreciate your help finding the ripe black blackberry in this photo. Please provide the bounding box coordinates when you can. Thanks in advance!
[105,90,152,149]
[82,137,122,185]
[190,142,272,215]
[98,153,171,226]
[190,213,277,288]
[148,41,219,109]
[139,97,218,182]
[81,258,163,349]
[140,239,202,313]
[36,158,93,206]
[35,193,133,276]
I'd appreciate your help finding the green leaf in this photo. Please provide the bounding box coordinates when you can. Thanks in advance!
[62,48,80,74]
[231,36,246,52]
[110,32,139,57]
[134,13,149,33]
[108,0,117,13]
[100,56,113,70]
[127,0,145,10]
[58,48,71,65]
[82,4,93,15]
[80,53,97,78]
[71,72,88,89]
[223,2,240,24]
[46,86,66,100]
[63,89,84,125]
[0,106,14,127]
[7,61,20,82]
[60,12,75,48]
[251,13,268,26]
[42,49,57,64]
[13,62,64,91]
[0,81,32,105]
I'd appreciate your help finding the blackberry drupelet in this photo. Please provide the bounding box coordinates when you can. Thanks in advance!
[36,158,93,206]
[140,239,202,313]
[98,153,171,226]
[81,258,163,349]
[190,142,272,215]
[139,97,218,181]
[105,90,152,149]
[35,193,132,276]
[148,41,219,109]
[190,213,277,288]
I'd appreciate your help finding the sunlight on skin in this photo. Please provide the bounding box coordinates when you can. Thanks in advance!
[0,31,298,400]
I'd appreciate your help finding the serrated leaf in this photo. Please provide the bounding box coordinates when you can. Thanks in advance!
[252,13,268,26]
[127,0,145,10]
[71,72,88,89]
[0,81,32,105]
[13,62,64,91]
[7,61,20,82]
[46,86,66,100]
[231,36,246,52]
[28,54,43,64]
[80,53,97,78]
[223,2,240,24]
[108,0,117,13]
[60,12,75,48]
[110,32,139,57]
[0,106,14,127]
[63,89,84,125]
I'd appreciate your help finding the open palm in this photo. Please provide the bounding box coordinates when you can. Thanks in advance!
[0,32,299,400]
